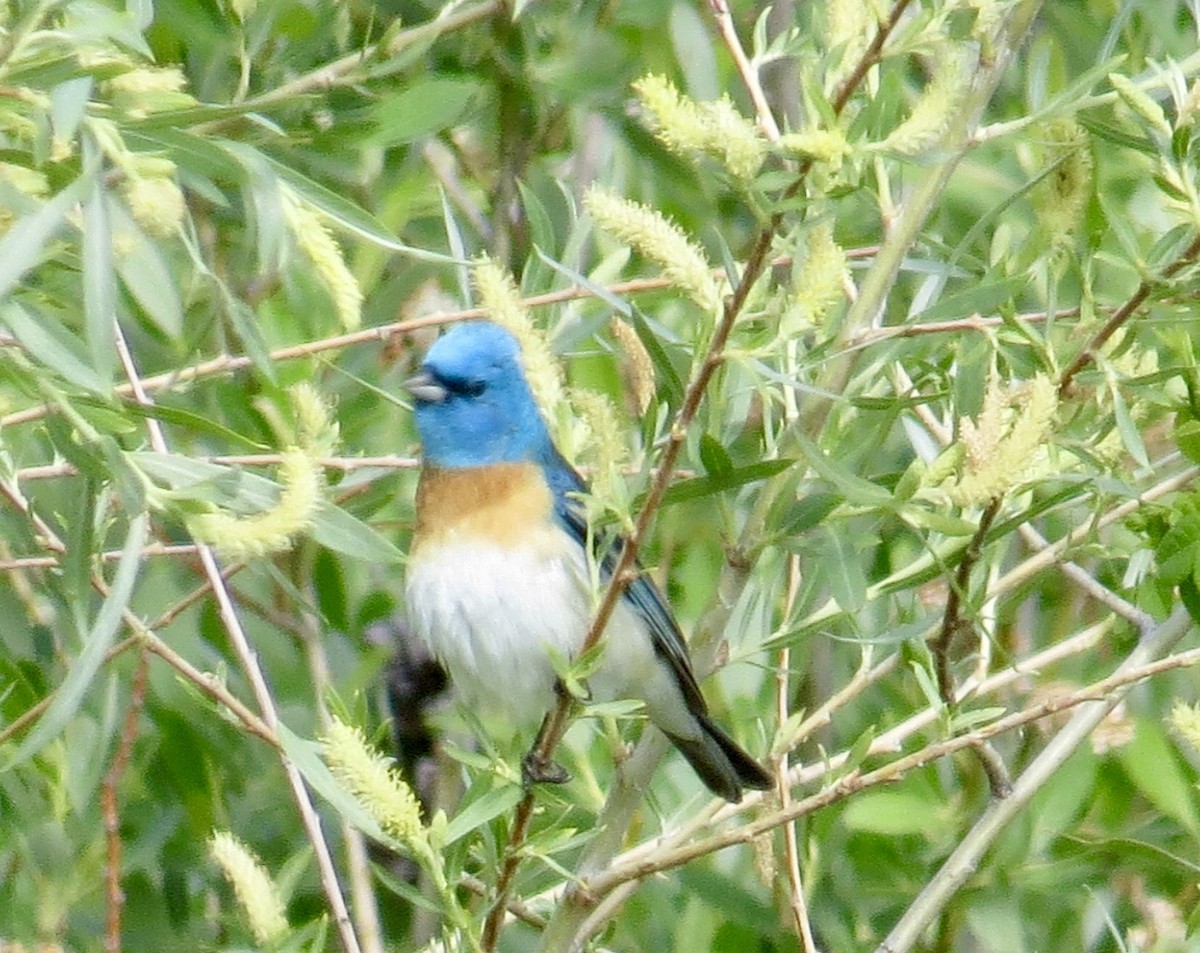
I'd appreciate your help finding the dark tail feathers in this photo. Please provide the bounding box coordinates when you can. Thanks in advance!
[667,715,773,803]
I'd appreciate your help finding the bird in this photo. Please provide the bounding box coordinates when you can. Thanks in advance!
[403,320,772,802]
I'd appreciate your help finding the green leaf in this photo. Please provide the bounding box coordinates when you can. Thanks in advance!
[269,158,461,264]
[219,289,276,384]
[842,790,945,837]
[1173,416,1200,465]
[779,491,842,536]
[311,501,406,565]
[698,434,732,475]
[818,523,867,612]
[1117,717,1200,836]
[631,308,685,409]
[442,784,525,845]
[276,722,389,843]
[912,275,1028,324]
[81,174,116,385]
[0,169,93,303]
[98,397,269,452]
[5,513,147,769]
[3,301,108,394]
[109,197,183,340]
[795,434,893,507]
[1111,385,1149,469]
[370,77,482,147]
[660,459,793,506]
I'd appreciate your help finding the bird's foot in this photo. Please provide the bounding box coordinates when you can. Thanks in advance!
[522,751,571,786]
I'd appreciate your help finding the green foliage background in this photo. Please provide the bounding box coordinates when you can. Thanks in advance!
[2,0,1200,951]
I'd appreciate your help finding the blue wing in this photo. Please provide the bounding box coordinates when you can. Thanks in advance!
[539,446,708,715]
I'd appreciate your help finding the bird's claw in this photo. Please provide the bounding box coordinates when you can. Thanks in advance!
[522,751,571,786]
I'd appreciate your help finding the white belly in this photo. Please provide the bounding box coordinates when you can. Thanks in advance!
[404,532,675,729]
[405,532,593,723]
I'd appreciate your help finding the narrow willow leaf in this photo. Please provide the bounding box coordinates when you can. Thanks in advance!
[108,196,183,340]
[276,722,389,843]
[442,785,524,845]
[3,301,108,394]
[270,159,462,264]
[1111,385,1149,468]
[311,501,405,565]
[82,177,117,385]
[220,289,276,384]
[369,78,481,147]
[795,433,893,507]
[631,308,684,408]
[698,434,733,475]
[660,459,793,505]
[5,513,147,769]
[0,169,93,303]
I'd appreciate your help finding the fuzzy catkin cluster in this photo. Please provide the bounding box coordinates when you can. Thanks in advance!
[209,831,289,946]
[472,257,566,416]
[282,189,363,332]
[584,186,724,314]
[321,716,425,849]
[944,374,1058,506]
[1030,118,1094,250]
[633,74,767,181]
[186,383,337,559]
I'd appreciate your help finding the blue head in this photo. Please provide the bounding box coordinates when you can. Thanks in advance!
[406,321,554,468]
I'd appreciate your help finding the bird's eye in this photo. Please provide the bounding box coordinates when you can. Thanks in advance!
[444,377,486,398]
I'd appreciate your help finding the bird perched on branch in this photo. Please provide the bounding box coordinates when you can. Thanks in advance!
[403,320,771,802]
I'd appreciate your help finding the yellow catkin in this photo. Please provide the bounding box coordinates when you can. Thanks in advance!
[282,193,363,331]
[883,49,970,156]
[633,74,766,180]
[1170,700,1200,754]
[777,129,851,166]
[105,67,194,117]
[472,257,565,416]
[789,221,849,326]
[107,67,188,96]
[1030,118,1093,249]
[946,374,1058,506]
[187,448,321,559]
[209,831,289,946]
[122,175,186,238]
[584,186,724,313]
[571,388,627,502]
[290,381,339,457]
[1109,73,1172,137]
[321,716,424,848]
[609,317,655,415]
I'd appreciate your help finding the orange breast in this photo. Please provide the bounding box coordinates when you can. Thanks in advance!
[412,462,555,552]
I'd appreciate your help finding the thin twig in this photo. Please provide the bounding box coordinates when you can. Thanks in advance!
[1058,232,1200,395]
[115,321,363,953]
[589,620,1200,896]
[102,649,150,953]
[877,605,1195,953]
[830,0,915,113]
[295,548,387,953]
[707,0,781,140]
[776,557,818,952]
[0,254,878,431]
[849,307,1079,347]
[931,497,1002,706]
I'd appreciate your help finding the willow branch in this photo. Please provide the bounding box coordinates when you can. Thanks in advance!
[1058,232,1200,395]
[877,605,1195,953]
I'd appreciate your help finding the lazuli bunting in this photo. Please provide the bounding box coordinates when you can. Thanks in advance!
[404,320,771,802]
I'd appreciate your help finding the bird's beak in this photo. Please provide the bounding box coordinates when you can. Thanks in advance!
[404,371,447,404]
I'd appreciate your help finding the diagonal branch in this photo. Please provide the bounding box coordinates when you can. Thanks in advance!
[1057,232,1200,395]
